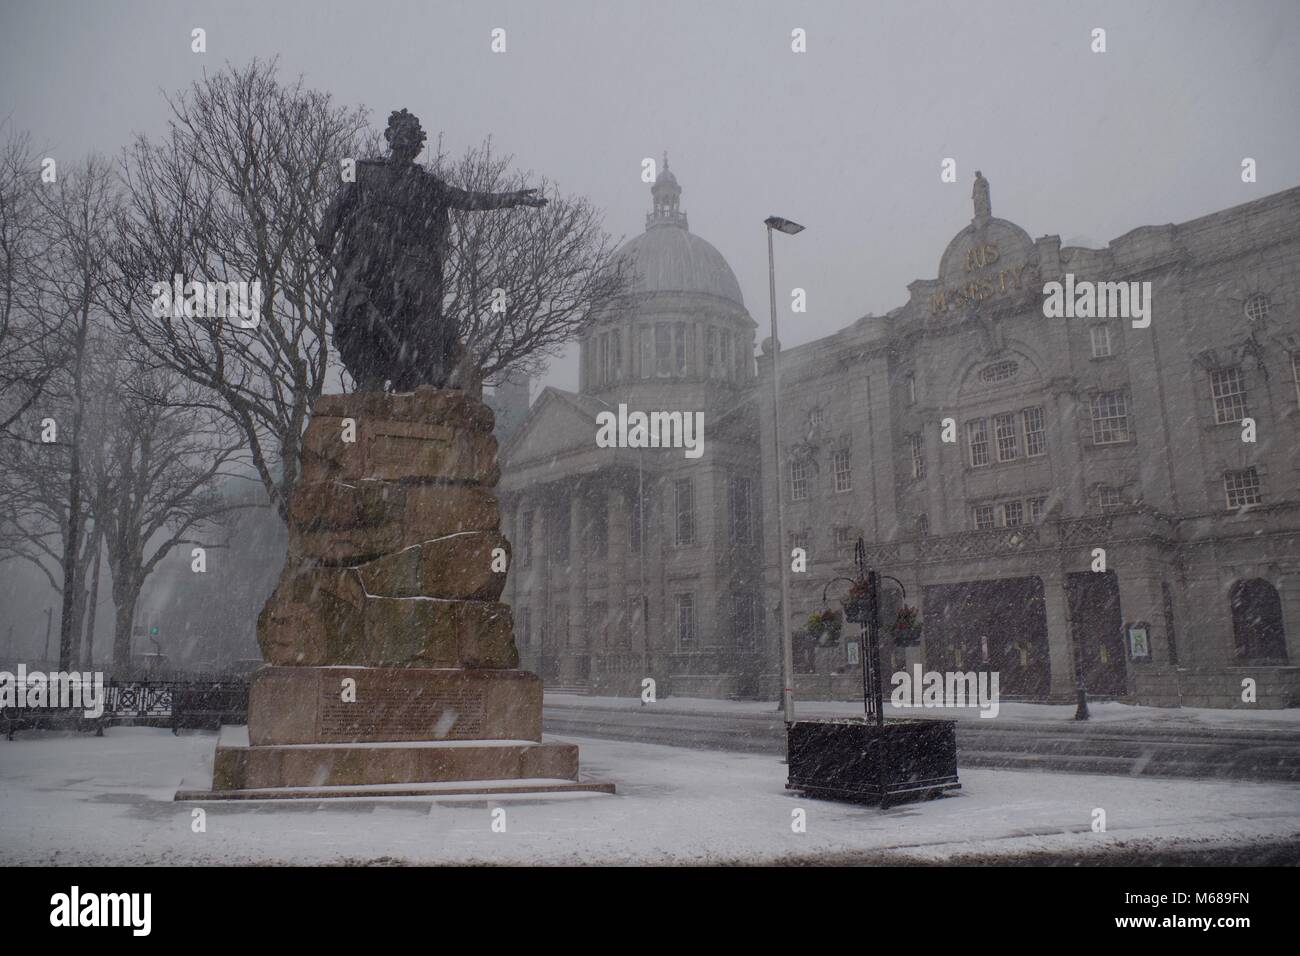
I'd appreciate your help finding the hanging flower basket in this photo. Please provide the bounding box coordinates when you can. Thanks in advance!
[891,605,921,646]
[841,578,874,624]
[807,609,843,647]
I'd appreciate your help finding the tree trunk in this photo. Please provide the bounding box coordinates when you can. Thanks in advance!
[82,530,103,669]
[111,591,138,680]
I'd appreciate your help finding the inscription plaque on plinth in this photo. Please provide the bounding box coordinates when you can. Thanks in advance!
[318,684,486,741]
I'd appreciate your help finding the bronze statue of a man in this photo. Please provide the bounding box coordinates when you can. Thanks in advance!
[317,109,546,391]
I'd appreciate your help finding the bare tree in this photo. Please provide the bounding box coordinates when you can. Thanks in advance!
[0,121,59,433]
[112,59,369,522]
[84,358,249,677]
[1,155,120,669]
[438,140,631,385]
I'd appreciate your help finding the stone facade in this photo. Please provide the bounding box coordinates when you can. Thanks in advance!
[759,180,1300,708]
[501,169,1300,708]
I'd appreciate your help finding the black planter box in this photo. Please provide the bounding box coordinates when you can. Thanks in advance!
[787,717,960,807]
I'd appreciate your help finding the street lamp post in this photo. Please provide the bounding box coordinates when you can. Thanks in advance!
[765,215,804,725]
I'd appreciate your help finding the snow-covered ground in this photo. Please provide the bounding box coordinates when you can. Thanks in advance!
[549,693,1300,734]
[2,727,1298,865]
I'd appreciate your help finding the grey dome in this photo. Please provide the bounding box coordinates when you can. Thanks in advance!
[617,223,745,306]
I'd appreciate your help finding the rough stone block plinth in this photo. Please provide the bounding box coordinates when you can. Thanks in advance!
[178,387,610,802]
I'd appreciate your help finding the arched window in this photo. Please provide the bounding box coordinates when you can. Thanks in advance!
[1230,578,1288,661]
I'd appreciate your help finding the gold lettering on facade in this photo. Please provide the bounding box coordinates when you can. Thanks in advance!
[930,242,1038,315]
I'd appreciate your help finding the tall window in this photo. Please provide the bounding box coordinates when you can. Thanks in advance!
[917,513,930,536]
[674,321,687,373]
[1090,391,1131,444]
[640,326,653,379]
[609,330,621,381]
[1090,325,1112,358]
[1224,467,1261,508]
[588,502,608,558]
[832,449,852,493]
[1022,406,1046,457]
[518,608,531,647]
[520,511,534,566]
[550,504,570,562]
[909,434,925,479]
[590,601,609,647]
[1210,366,1248,424]
[906,373,916,405]
[654,323,672,376]
[1230,578,1287,660]
[1292,352,1300,409]
[973,504,996,530]
[1002,501,1024,526]
[627,496,643,554]
[705,327,719,371]
[675,478,696,545]
[732,593,758,649]
[553,604,570,647]
[966,418,990,467]
[627,595,644,644]
[994,412,1020,462]
[1027,496,1048,522]
[729,475,754,545]
[790,458,809,500]
[675,593,696,648]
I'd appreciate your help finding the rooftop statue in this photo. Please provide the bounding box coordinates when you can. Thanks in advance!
[317,109,547,391]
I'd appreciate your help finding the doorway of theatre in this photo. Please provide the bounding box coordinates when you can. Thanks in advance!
[1065,570,1128,697]
[921,576,1051,698]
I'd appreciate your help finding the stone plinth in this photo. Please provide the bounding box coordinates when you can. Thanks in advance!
[178,387,610,801]
[247,666,542,745]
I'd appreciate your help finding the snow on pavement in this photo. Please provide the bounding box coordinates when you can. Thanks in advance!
[547,693,1300,734]
[1,728,1297,865]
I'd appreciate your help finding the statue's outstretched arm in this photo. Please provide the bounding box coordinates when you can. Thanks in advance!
[445,184,547,211]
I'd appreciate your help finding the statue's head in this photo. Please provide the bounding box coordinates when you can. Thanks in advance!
[384,109,427,164]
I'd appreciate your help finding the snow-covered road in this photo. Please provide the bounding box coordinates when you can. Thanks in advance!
[1,728,1297,865]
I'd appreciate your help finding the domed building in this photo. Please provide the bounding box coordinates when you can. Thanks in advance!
[499,159,769,697]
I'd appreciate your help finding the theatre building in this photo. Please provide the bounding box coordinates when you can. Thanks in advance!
[759,176,1300,707]
[498,161,767,697]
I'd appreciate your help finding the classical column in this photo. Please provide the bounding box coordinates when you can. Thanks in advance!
[568,489,585,681]
[608,484,628,649]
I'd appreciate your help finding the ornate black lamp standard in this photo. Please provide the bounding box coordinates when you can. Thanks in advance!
[822,539,906,729]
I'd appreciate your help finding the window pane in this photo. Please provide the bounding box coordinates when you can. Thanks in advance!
[967,419,990,466]
[1090,391,1130,444]
[1211,367,1248,424]
[994,412,1020,462]
[1022,406,1046,457]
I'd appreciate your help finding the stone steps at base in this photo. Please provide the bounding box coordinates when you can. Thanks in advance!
[208,724,581,790]
[175,778,615,801]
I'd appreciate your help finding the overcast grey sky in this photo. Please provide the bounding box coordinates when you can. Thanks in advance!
[3,0,1297,392]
